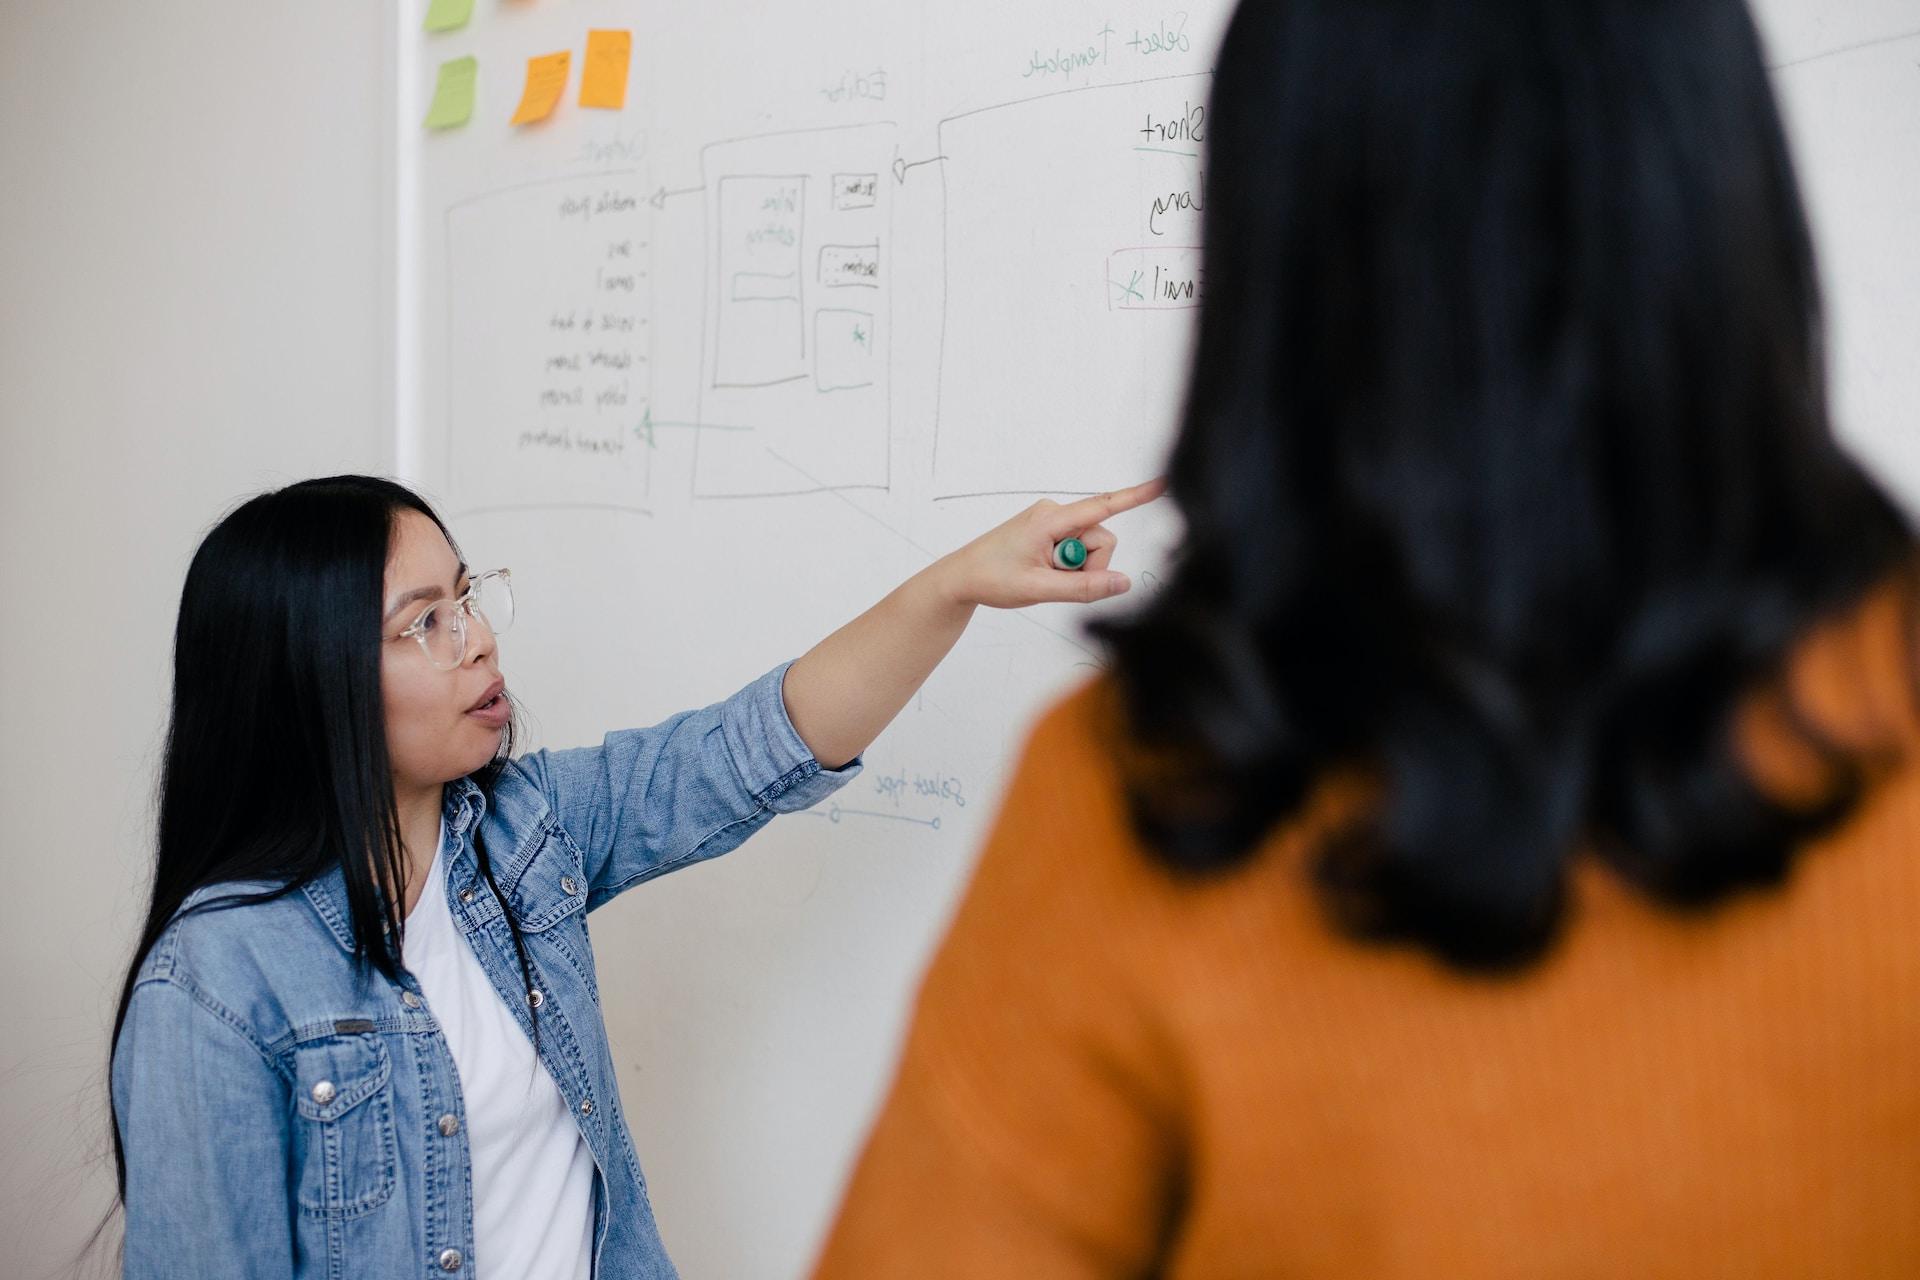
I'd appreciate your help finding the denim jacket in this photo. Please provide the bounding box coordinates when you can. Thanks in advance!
[112,662,859,1279]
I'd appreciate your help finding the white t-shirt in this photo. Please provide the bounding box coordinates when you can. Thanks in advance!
[404,819,596,1280]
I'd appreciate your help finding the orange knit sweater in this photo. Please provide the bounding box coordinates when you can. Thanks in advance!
[813,575,1920,1278]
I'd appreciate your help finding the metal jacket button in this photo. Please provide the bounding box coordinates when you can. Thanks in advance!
[438,1113,461,1137]
[580,1098,593,1116]
[438,1247,463,1271]
[459,888,475,904]
[528,989,544,1009]
[560,876,579,895]
[310,1080,336,1105]
[402,990,422,1009]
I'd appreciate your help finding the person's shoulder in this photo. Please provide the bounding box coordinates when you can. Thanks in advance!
[139,878,336,1005]
[1742,557,1920,801]
[1007,678,1227,898]
[1008,677,1141,838]
[1014,676,1377,930]
[1812,557,1920,745]
[1024,677,1123,766]
[134,874,370,1058]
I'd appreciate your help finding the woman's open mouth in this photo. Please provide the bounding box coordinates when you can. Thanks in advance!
[466,682,509,727]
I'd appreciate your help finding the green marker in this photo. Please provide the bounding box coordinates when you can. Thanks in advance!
[1051,537,1088,571]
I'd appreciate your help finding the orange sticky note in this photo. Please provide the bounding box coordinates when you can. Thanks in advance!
[580,30,631,110]
[510,51,571,124]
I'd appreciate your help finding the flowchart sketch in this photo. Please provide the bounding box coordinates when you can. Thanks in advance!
[446,175,652,512]
[695,123,895,497]
[933,76,1209,498]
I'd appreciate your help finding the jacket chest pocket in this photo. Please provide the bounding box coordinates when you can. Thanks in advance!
[289,1031,398,1219]
[509,827,600,1004]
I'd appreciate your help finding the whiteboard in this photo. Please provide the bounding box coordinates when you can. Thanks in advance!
[398,3,1920,1274]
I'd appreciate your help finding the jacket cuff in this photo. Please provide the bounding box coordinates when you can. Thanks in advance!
[720,660,864,813]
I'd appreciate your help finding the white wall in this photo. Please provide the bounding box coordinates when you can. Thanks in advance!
[0,4,391,1272]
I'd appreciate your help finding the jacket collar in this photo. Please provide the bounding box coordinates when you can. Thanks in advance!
[301,777,488,955]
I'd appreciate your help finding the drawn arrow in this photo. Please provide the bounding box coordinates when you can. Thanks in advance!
[803,803,943,830]
[890,153,947,185]
[630,408,757,448]
[648,183,704,210]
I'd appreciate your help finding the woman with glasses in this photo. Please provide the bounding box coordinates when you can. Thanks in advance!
[104,472,1159,1279]
[814,0,1920,1275]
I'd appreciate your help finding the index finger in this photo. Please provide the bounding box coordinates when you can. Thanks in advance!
[1044,477,1168,538]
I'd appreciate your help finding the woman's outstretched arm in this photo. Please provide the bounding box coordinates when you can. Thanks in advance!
[781,480,1164,769]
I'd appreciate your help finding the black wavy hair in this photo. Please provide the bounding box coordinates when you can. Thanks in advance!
[1093,0,1918,970]
[99,476,540,1224]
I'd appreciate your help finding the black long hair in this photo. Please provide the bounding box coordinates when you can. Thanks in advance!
[102,476,541,1205]
[1093,0,1919,970]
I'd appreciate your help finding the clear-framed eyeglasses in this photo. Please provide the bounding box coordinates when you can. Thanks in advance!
[397,569,514,671]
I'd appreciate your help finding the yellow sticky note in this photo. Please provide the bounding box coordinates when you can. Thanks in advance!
[424,56,477,129]
[510,51,571,125]
[580,30,631,110]
[422,0,473,33]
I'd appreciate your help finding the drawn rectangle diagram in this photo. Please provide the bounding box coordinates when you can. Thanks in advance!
[831,172,878,210]
[814,309,875,391]
[714,175,806,388]
[1106,245,1203,310]
[731,272,800,302]
[819,243,880,288]
[695,123,895,498]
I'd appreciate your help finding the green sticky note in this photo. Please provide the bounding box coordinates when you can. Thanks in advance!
[424,57,477,129]
[423,0,473,32]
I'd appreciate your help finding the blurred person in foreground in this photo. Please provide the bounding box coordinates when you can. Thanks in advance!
[813,0,1920,1274]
